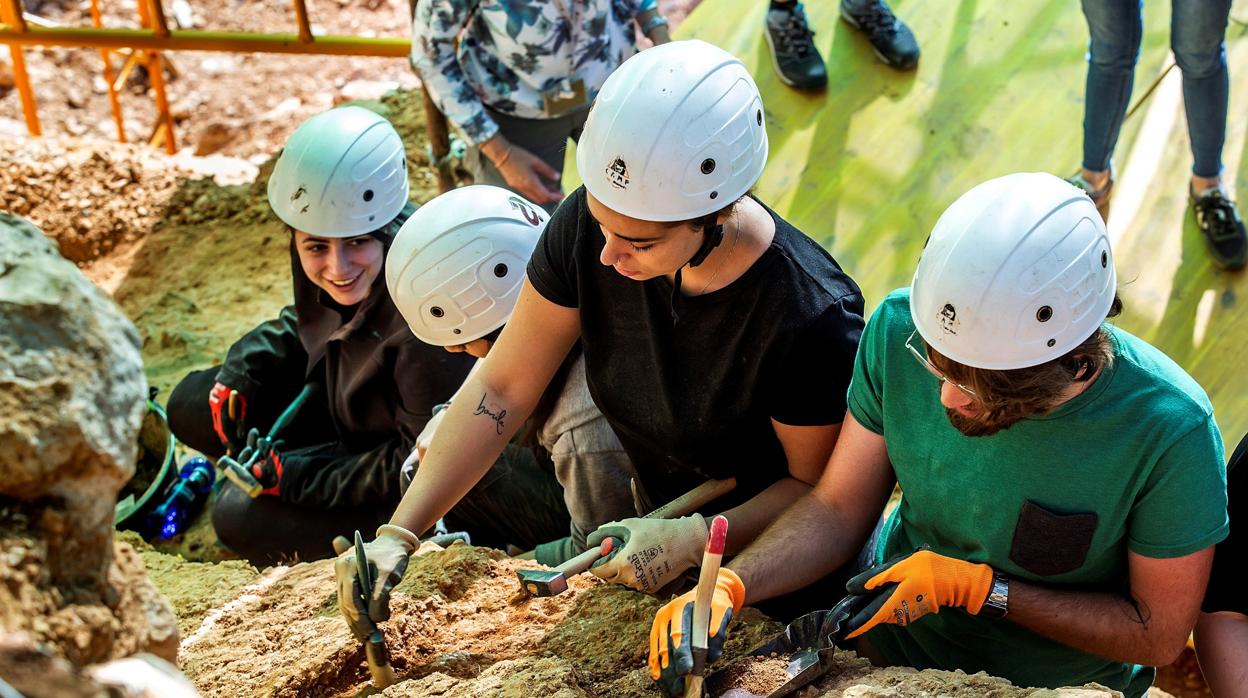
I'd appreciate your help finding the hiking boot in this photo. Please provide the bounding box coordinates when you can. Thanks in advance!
[1191,187,1248,271]
[1068,172,1113,222]
[764,2,828,90]
[840,0,920,70]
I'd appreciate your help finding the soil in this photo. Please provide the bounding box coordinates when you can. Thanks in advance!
[115,530,258,637]
[0,2,1221,695]
[722,654,793,695]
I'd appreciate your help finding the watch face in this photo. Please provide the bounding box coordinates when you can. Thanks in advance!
[983,576,1010,618]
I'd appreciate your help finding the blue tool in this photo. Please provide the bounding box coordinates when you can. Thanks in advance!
[148,456,216,539]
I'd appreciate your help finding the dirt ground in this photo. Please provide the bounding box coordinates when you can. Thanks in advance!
[0,0,1222,694]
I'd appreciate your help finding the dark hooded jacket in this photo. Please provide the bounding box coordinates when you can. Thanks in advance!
[214,203,474,507]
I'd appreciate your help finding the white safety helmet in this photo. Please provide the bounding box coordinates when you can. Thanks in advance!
[267,106,409,237]
[577,39,768,222]
[386,185,547,346]
[911,172,1116,370]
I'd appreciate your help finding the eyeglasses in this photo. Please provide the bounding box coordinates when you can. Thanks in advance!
[905,329,978,398]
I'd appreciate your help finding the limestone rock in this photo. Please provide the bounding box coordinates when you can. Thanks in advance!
[0,213,146,592]
[0,214,175,667]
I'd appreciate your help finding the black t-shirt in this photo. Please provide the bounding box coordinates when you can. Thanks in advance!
[527,187,865,505]
[1203,432,1246,615]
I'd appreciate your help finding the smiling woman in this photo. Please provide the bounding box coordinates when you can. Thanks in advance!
[293,232,385,307]
[162,106,568,565]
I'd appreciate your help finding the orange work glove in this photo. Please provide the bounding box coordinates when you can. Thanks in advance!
[648,568,745,697]
[843,548,994,640]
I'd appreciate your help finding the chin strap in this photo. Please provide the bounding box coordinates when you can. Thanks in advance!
[669,221,726,323]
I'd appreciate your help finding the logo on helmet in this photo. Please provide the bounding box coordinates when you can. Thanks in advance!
[606,158,630,190]
[508,196,542,226]
[939,303,958,335]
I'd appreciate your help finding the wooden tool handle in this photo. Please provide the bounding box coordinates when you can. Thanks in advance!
[686,515,729,698]
[556,536,616,575]
[644,478,736,521]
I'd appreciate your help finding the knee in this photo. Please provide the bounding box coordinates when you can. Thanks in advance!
[1172,42,1226,80]
[167,368,224,457]
[1087,37,1140,72]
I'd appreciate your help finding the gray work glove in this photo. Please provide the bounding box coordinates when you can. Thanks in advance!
[587,514,707,593]
[333,525,418,642]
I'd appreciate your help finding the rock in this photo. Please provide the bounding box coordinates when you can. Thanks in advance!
[192,122,234,157]
[0,632,109,697]
[0,213,146,598]
[335,79,400,105]
[0,58,15,91]
[66,88,87,109]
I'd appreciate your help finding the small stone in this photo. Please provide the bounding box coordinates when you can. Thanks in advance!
[193,122,234,157]
[66,88,87,109]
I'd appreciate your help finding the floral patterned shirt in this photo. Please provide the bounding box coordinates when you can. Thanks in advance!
[411,0,654,145]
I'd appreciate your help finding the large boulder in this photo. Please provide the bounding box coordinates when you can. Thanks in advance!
[0,213,177,665]
[0,212,145,591]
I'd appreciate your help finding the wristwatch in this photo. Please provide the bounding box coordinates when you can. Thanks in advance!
[980,572,1010,618]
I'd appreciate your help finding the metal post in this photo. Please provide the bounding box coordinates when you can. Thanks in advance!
[291,0,313,44]
[136,0,176,153]
[90,0,127,142]
[0,0,40,135]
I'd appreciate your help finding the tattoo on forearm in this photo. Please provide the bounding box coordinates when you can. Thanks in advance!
[473,393,507,435]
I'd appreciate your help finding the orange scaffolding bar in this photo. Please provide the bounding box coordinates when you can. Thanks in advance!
[0,0,413,148]
[0,25,410,56]
[0,0,40,135]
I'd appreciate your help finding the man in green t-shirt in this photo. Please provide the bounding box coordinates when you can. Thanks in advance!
[646,173,1228,698]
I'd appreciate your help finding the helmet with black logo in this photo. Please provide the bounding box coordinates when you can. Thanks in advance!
[911,172,1116,369]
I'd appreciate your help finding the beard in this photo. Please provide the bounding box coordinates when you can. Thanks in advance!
[945,407,1028,437]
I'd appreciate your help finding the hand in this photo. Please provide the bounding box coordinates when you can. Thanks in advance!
[843,548,994,639]
[208,382,248,455]
[648,568,745,697]
[237,429,285,497]
[481,135,562,204]
[333,525,419,643]
[587,515,707,593]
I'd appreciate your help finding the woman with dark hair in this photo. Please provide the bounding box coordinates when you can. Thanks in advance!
[335,40,866,637]
[165,107,568,565]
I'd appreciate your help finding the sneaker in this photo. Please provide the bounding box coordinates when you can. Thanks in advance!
[764,2,828,90]
[839,0,920,70]
[1068,172,1113,222]
[1191,187,1248,271]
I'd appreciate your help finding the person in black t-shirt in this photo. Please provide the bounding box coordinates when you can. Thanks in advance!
[1194,432,1247,694]
[333,39,864,637]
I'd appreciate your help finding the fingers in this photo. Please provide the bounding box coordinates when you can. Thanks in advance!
[331,536,351,556]
[706,607,734,662]
[843,587,896,640]
[529,155,560,181]
[334,554,361,624]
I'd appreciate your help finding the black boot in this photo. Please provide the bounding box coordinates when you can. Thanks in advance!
[840,0,920,70]
[765,1,828,90]
[1192,187,1248,271]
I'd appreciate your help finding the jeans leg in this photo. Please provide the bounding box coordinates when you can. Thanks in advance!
[1081,0,1144,173]
[1172,0,1231,179]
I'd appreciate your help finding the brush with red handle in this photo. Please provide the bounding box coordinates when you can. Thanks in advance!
[684,514,729,698]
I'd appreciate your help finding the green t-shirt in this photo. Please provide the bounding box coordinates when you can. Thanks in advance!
[847,289,1228,698]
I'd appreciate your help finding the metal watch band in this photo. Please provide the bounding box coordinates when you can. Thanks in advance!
[981,573,1010,618]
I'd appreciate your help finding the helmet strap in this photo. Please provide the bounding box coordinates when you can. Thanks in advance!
[686,213,725,268]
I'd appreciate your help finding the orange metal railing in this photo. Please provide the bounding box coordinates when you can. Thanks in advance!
[0,0,411,153]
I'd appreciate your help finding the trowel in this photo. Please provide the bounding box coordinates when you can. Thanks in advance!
[703,591,880,698]
[353,530,397,689]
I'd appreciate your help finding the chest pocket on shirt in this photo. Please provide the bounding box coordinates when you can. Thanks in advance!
[1009,500,1099,577]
